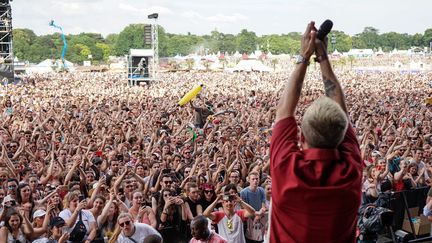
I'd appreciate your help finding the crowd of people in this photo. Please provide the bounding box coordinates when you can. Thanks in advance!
[0,63,430,242]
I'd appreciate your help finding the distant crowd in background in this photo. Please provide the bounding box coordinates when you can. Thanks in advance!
[0,68,430,242]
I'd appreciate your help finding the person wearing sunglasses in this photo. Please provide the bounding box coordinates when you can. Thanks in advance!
[151,174,174,214]
[116,212,160,243]
[198,183,217,215]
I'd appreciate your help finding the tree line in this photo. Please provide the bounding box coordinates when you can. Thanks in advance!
[12,24,432,64]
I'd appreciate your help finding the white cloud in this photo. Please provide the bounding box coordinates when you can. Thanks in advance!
[206,13,248,23]
[53,2,95,15]
[181,11,248,23]
[118,3,172,16]
[118,3,138,12]
[181,11,203,19]
[147,6,173,15]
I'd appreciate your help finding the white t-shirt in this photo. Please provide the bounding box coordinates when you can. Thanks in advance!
[117,223,161,243]
[59,209,95,240]
[32,237,49,243]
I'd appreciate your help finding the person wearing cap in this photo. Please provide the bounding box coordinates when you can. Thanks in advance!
[270,21,362,242]
[32,217,69,243]
[2,194,16,208]
[31,207,52,241]
[203,193,255,243]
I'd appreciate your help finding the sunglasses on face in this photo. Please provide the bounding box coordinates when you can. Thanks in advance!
[119,220,131,227]
[8,185,17,190]
[204,190,214,194]
[163,181,172,185]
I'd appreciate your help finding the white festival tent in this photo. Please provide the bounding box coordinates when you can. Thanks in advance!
[332,49,342,57]
[26,59,75,74]
[231,59,272,72]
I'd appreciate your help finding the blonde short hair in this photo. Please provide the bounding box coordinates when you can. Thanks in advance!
[301,96,348,148]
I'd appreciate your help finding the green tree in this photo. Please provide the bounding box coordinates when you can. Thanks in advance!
[73,43,91,63]
[219,34,237,54]
[28,35,57,63]
[379,32,410,51]
[423,28,432,47]
[96,43,111,62]
[165,34,203,56]
[411,33,423,46]
[236,29,257,54]
[13,29,37,60]
[114,24,145,56]
[158,26,168,57]
[329,30,352,52]
[353,27,380,49]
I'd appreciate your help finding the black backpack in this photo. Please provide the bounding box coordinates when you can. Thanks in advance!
[68,210,87,243]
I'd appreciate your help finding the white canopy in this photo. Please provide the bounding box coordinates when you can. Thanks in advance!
[26,59,75,74]
[232,60,272,72]
[331,49,342,57]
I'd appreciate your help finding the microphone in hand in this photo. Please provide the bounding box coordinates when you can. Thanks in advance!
[316,19,333,41]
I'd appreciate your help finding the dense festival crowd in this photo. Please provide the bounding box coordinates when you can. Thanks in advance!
[0,68,430,242]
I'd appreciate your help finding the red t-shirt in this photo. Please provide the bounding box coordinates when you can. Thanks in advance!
[270,117,362,243]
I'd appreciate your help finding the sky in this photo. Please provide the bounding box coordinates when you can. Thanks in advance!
[10,0,432,37]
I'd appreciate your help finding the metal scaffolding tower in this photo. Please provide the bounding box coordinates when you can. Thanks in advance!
[0,0,14,82]
[148,13,158,81]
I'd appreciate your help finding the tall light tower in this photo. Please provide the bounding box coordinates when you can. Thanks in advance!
[0,0,14,83]
[148,13,158,81]
[331,33,337,53]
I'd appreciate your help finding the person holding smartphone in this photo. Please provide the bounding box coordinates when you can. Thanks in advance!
[156,188,190,242]
[59,192,97,243]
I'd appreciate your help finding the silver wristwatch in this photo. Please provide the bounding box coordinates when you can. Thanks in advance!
[295,55,309,65]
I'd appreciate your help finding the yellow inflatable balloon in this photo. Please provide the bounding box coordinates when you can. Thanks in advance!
[178,84,203,106]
